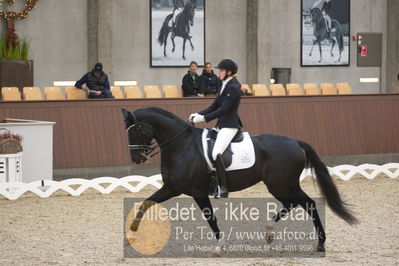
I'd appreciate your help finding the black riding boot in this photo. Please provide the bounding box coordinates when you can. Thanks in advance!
[214,154,229,198]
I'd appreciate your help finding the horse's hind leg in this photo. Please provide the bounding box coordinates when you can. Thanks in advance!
[265,197,298,244]
[130,185,180,232]
[163,32,169,57]
[188,37,194,51]
[182,38,187,60]
[295,189,326,252]
[330,38,336,58]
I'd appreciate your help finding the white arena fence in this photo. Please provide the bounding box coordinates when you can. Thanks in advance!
[0,163,398,201]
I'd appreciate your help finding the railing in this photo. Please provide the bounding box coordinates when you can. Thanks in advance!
[0,163,398,200]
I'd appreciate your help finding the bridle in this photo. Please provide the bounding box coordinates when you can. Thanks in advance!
[125,112,190,160]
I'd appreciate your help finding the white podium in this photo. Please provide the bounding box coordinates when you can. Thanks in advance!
[0,119,56,183]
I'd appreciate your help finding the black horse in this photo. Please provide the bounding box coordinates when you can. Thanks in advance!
[309,8,344,63]
[158,0,196,60]
[122,107,357,255]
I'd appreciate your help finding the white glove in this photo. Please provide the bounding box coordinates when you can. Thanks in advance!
[189,113,198,122]
[193,114,205,124]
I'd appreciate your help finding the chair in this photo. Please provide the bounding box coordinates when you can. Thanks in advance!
[2,87,19,100]
[336,83,352,94]
[44,87,61,94]
[23,87,41,97]
[287,83,303,96]
[44,87,63,99]
[252,84,270,96]
[66,87,87,100]
[304,83,320,95]
[270,84,287,96]
[2,91,21,101]
[320,83,337,95]
[111,86,124,99]
[163,85,181,98]
[24,90,43,101]
[1,87,19,94]
[46,90,64,100]
[65,86,77,94]
[124,86,143,99]
[241,84,252,95]
[144,85,162,98]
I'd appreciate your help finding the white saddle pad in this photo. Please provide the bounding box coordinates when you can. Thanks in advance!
[201,129,256,172]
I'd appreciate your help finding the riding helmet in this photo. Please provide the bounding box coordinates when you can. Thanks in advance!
[216,58,238,75]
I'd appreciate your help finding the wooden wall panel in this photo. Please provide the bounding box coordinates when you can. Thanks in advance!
[0,94,398,168]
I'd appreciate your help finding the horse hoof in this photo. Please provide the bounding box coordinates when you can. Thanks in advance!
[210,252,221,258]
[126,230,136,245]
[317,244,325,252]
[331,53,334,57]
[309,53,312,57]
[265,225,274,244]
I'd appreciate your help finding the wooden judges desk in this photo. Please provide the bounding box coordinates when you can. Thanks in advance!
[1,94,398,169]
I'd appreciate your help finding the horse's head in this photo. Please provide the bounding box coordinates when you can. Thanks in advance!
[310,8,322,23]
[122,109,155,164]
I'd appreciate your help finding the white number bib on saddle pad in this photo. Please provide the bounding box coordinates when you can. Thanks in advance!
[201,129,256,171]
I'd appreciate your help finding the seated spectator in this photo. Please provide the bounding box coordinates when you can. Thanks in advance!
[199,62,221,96]
[75,63,114,99]
[182,61,203,97]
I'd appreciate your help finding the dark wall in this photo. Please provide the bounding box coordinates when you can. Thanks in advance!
[1,94,399,169]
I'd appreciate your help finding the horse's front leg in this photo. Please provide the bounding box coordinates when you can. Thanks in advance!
[194,197,224,257]
[171,35,176,53]
[309,40,317,57]
[318,41,322,63]
[182,38,187,60]
[129,185,180,232]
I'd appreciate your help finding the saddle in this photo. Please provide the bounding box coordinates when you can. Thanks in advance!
[206,129,244,168]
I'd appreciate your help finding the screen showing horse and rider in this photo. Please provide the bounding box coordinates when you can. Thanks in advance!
[301,0,350,66]
[151,0,205,67]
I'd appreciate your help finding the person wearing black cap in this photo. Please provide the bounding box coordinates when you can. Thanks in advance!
[75,63,114,99]
[189,58,243,198]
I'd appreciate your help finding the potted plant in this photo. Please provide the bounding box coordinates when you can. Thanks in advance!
[0,0,39,93]
[0,37,33,93]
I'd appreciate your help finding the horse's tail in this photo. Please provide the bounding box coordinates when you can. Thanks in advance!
[332,19,344,52]
[158,13,173,46]
[298,140,358,225]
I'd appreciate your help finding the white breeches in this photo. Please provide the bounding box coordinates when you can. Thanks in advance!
[324,14,331,29]
[169,8,182,27]
[212,128,239,161]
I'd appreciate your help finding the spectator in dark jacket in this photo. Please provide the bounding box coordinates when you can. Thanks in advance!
[199,62,221,96]
[75,63,114,99]
[182,61,204,97]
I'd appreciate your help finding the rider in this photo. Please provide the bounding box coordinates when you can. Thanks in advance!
[171,0,185,34]
[313,0,333,39]
[189,59,243,198]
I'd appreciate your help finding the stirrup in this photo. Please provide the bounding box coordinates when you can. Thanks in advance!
[214,185,229,199]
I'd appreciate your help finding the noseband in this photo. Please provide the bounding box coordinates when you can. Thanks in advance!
[125,113,189,160]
